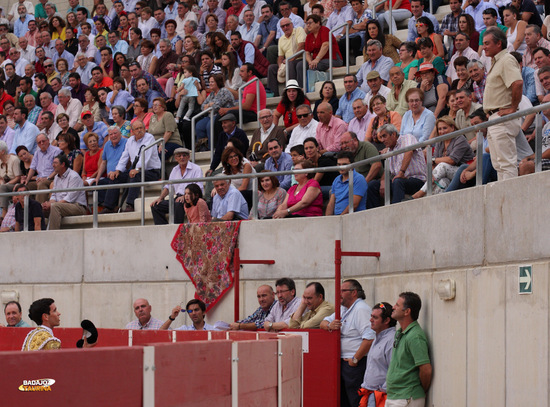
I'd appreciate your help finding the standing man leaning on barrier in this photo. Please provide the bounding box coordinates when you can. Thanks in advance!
[385,292,432,407]
[289,281,334,329]
[229,285,276,330]
[320,279,375,407]
[482,26,523,180]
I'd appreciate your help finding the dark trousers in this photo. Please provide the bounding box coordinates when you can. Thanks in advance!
[366,177,424,208]
[341,357,367,407]
[150,197,186,225]
[338,35,362,66]
[103,169,161,209]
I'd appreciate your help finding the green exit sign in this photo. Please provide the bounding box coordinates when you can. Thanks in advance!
[519,266,532,294]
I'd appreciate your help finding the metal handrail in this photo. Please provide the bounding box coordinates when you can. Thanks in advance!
[237,77,261,129]
[140,138,165,226]
[285,49,307,94]
[190,107,214,163]
[5,103,548,230]
[372,0,393,35]
[329,22,350,81]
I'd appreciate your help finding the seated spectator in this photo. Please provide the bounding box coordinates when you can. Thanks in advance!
[137,40,158,75]
[0,140,22,219]
[229,285,276,330]
[135,77,163,109]
[274,80,310,136]
[129,60,167,99]
[326,150,368,216]
[25,133,61,203]
[183,183,212,223]
[313,81,339,121]
[106,78,135,123]
[363,71,391,110]
[10,106,41,155]
[348,99,374,143]
[79,110,108,150]
[90,66,114,89]
[401,88,436,143]
[153,39,179,91]
[195,74,235,149]
[414,17,444,58]
[519,95,550,176]
[220,52,243,99]
[132,97,154,129]
[340,131,381,182]
[503,6,527,54]
[100,120,161,213]
[386,66,418,116]
[511,51,538,105]
[151,148,203,225]
[447,32,480,83]
[303,136,338,197]
[4,63,21,98]
[326,0,354,64]
[289,282,335,328]
[148,98,182,159]
[81,87,102,124]
[363,20,401,65]
[16,146,33,186]
[415,63,449,118]
[357,40,394,93]
[1,300,31,327]
[23,95,42,126]
[458,14,480,52]
[210,32,232,64]
[56,113,81,149]
[412,116,474,198]
[395,42,419,81]
[94,126,127,205]
[216,63,266,130]
[56,132,83,174]
[406,0,440,42]
[468,59,487,104]
[256,5,279,63]
[417,37,446,76]
[12,183,46,232]
[336,74,366,124]
[163,299,217,331]
[253,172,287,219]
[276,1,306,37]
[81,133,104,186]
[273,159,323,218]
[42,153,88,229]
[377,0,412,35]
[221,147,255,206]
[207,113,249,175]
[296,14,342,89]
[55,88,83,128]
[365,95,402,145]
[210,177,249,220]
[455,88,481,142]
[264,138,293,190]
[0,114,14,151]
[366,124,427,207]
[263,277,301,332]
[316,102,348,154]
[37,112,59,144]
[266,18,305,97]
[248,109,287,167]
[126,298,164,330]
[238,10,260,43]
[523,24,550,70]
[230,31,269,78]
[286,104,319,153]
[449,56,474,93]
[111,106,132,138]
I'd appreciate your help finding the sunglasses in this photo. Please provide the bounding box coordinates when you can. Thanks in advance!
[415,23,426,27]
[297,113,310,118]
[44,64,53,68]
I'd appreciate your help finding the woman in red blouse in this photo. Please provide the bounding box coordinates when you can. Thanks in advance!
[296,14,343,88]
[273,80,311,136]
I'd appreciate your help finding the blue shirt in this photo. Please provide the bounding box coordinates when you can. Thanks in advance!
[464,1,500,32]
[211,184,249,220]
[336,87,366,123]
[357,56,395,92]
[522,66,537,105]
[258,15,280,47]
[106,90,135,119]
[331,170,367,215]
[401,108,436,143]
[111,40,129,55]
[264,152,293,190]
[10,120,40,154]
[14,14,35,38]
[142,89,163,108]
[80,122,109,150]
[407,11,441,41]
[102,137,128,173]
[52,50,75,70]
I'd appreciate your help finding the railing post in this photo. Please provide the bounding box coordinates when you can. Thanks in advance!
[191,113,197,163]
[389,0,393,35]
[161,139,165,181]
[426,147,432,196]
[141,149,145,226]
[384,160,390,206]
[238,86,244,129]
[348,169,354,214]
[476,130,483,186]
[345,24,350,74]
[302,52,307,94]
[209,108,215,162]
[168,184,175,224]
[250,177,258,219]
[23,195,29,232]
[93,190,98,229]
[256,80,260,122]
[329,30,333,81]
[535,112,542,173]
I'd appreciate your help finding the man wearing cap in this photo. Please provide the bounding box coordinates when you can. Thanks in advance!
[363,71,391,108]
[386,66,418,116]
[357,40,394,93]
[482,26,523,180]
[247,109,286,167]
[207,113,250,175]
[336,74,366,124]
[150,148,203,225]
[79,110,108,150]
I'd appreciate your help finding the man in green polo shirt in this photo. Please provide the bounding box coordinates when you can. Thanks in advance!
[386,292,432,407]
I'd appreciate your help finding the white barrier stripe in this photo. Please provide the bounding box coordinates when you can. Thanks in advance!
[143,346,155,407]
[231,342,239,407]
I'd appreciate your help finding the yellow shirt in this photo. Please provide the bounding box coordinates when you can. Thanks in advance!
[52,27,67,41]
[288,300,335,329]
[483,49,523,112]
[278,27,307,59]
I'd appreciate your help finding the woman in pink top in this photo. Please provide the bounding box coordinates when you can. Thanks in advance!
[273,160,323,218]
[183,184,212,223]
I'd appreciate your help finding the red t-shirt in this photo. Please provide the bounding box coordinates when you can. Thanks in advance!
[0,93,15,114]
[242,76,266,114]
[93,76,114,89]
[276,98,311,128]
[305,26,342,61]
[393,0,411,12]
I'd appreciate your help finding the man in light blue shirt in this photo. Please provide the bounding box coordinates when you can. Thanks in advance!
[10,106,40,154]
[336,74,366,123]
[463,0,500,32]
[357,41,394,93]
[264,138,293,190]
[211,178,249,220]
[326,151,367,215]
[407,0,441,41]
[108,31,129,55]
[96,126,128,205]
[79,111,109,150]
[14,5,35,38]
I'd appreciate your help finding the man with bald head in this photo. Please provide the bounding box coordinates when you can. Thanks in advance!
[229,285,276,330]
[316,102,348,154]
[126,298,164,330]
[386,66,417,116]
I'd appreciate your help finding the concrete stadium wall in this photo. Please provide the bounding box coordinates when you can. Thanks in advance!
[1,171,550,406]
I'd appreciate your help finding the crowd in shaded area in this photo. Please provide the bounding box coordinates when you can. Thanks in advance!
[0,0,548,230]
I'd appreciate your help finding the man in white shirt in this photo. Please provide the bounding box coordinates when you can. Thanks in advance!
[276,2,304,39]
[18,37,35,63]
[446,32,479,83]
[175,2,198,37]
[237,10,260,42]
[239,0,267,23]
[286,104,319,152]
[363,71,391,107]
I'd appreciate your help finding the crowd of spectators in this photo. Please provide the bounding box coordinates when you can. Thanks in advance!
[0,0,548,230]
